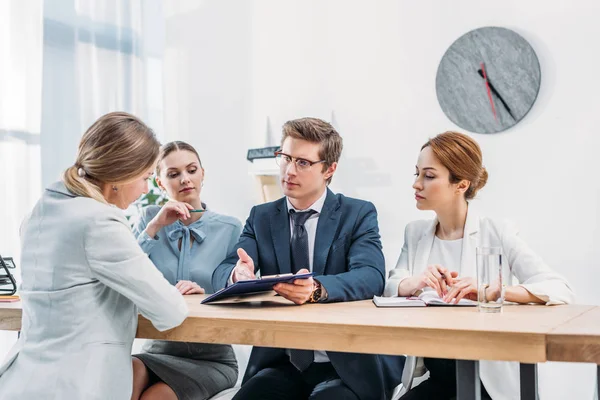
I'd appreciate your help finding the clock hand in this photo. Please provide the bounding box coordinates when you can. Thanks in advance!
[480,63,497,121]
[477,69,516,120]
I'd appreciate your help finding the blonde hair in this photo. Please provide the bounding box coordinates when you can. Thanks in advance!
[62,111,160,204]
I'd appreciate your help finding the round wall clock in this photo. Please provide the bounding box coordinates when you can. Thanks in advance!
[436,26,541,134]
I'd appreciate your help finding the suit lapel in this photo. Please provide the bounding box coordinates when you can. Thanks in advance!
[413,218,437,274]
[313,189,341,276]
[460,206,479,278]
[270,198,292,274]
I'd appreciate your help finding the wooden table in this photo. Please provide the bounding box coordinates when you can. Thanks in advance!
[547,306,600,399]
[138,296,595,400]
[0,300,22,331]
[135,295,592,363]
[2,295,598,400]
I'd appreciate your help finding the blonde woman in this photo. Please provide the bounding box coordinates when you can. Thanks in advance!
[0,112,188,400]
[386,131,574,400]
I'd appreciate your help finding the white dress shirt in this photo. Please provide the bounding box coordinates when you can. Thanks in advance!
[285,189,329,363]
[420,237,463,296]
[285,189,326,272]
[427,237,463,273]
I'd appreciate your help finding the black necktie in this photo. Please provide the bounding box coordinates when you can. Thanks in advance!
[289,209,316,274]
[289,209,317,371]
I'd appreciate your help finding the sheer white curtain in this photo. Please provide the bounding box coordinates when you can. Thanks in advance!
[41,0,165,187]
[0,0,44,362]
[1,0,164,361]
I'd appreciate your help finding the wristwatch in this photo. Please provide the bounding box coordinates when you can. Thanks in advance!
[308,280,323,303]
[479,283,490,302]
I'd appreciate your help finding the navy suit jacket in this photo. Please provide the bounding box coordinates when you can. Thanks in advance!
[213,189,404,400]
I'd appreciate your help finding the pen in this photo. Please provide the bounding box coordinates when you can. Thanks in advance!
[190,209,205,213]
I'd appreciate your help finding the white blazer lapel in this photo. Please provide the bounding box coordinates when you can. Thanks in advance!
[413,218,437,274]
[460,206,480,278]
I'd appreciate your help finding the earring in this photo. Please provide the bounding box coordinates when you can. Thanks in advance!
[201,181,204,188]
[112,185,118,192]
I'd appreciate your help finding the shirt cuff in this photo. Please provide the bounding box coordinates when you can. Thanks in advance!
[315,278,328,302]
[227,268,235,287]
[137,229,159,253]
[140,229,159,241]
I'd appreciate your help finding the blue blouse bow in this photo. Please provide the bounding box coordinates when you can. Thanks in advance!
[167,224,207,281]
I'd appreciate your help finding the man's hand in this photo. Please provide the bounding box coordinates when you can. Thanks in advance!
[273,268,314,305]
[232,248,256,283]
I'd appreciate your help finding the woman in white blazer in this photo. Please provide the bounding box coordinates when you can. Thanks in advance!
[384,131,574,400]
[0,112,189,400]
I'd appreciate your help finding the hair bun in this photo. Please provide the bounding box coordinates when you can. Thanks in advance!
[477,167,488,190]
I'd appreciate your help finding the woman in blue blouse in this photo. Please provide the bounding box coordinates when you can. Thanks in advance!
[131,141,242,400]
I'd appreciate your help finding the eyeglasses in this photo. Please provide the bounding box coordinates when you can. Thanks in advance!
[274,151,326,172]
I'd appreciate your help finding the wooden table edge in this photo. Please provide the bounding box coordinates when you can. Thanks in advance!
[137,315,548,362]
[546,305,600,363]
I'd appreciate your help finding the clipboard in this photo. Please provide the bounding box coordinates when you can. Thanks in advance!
[201,272,313,304]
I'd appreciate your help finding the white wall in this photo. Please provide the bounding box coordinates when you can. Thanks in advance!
[164,1,599,398]
[163,0,256,215]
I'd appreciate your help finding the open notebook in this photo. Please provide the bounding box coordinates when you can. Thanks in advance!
[373,291,476,307]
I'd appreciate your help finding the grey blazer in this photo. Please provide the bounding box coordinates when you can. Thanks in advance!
[0,182,188,400]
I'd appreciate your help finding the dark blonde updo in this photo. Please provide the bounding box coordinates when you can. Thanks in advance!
[62,112,160,204]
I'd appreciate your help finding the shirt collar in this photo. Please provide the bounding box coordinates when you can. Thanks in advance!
[46,181,76,198]
[286,189,327,215]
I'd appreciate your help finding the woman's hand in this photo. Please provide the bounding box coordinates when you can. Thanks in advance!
[504,285,545,304]
[175,280,205,295]
[145,201,194,238]
[405,264,458,298]
[443,276,477,304]
[485,279,503,303]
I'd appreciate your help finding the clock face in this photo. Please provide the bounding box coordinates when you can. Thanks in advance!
[436,27,541,134]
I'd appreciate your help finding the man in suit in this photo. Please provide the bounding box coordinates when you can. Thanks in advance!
[212,117,404,400]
